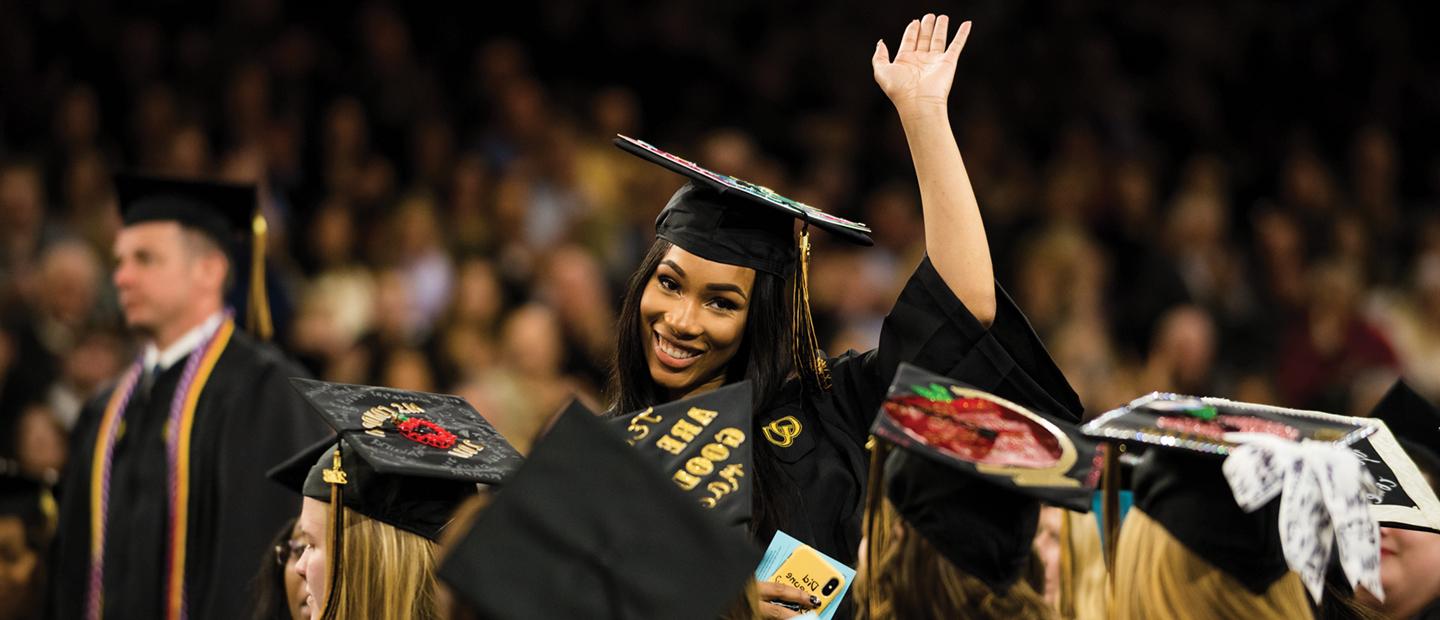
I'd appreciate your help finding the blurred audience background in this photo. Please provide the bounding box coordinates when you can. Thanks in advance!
[2,0,1438,484]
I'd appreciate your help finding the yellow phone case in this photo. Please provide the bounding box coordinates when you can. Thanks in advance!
[768,545,846,613]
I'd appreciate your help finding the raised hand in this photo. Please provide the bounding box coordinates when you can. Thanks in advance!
[872,14,971,113]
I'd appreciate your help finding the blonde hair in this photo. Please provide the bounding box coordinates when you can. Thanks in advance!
[318,505,441,620]
[855,495,1054,620]
[1112,508,1311,619]
[1057,510,1111,620]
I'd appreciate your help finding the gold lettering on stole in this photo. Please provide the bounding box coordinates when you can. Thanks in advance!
[686,407,718,425]
[670,419,704,442]
[656,435,688,455]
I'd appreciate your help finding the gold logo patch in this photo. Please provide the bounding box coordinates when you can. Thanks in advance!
[763,416,803,447]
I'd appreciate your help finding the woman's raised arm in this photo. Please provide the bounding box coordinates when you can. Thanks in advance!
[873,15,996,326]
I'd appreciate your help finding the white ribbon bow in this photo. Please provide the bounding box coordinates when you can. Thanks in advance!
[1220,433,1384,603]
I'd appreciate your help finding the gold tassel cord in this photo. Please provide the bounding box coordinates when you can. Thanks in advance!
[1100,443,1122,599]
[792,226,831,393]
[1059,510,1076,619]
[248,213,274,341]
[321,446,346,620]
[861,440,890,620]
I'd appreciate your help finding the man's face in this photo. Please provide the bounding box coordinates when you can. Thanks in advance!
[111,222,215,336]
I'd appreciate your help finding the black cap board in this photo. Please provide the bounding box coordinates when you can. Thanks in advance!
[1349,379,1440,533]
[438,399,760,620]
[116,173,257,261]
[267,378,524,540]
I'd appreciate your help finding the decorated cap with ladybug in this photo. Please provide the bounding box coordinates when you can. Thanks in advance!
[267,378,524,540]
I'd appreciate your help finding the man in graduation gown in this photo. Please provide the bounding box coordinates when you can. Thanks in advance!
[45,176,329,620]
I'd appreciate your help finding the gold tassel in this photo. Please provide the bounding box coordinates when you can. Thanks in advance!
[861,440,890,620]
[792,226,830,393]
[248,213,274,341]
[321,445,345,620]
[1059,510,1076,618]
[1100,444,1122,591]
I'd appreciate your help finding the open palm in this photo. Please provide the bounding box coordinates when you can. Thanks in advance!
[873,15,971,109]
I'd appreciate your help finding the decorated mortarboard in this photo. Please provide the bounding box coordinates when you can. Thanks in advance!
[439,399,761,620]
[1347,380,1440,534]
[1084,393,1386,603]
[872,362,1104,511]
[614,135,873,254]
[868,363,1104,592]
[609,381,753,528]
[115,173,276,339]
[614,134,872,393]
[266,378,524,541]
[1079,392,1375,456]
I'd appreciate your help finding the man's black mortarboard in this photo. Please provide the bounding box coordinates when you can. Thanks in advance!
[115,173,276,339]
[1350,380,1440,533]
[608,381,753,528]
[266,378,524,540]
[868,362,1103,592]
[614,135,872,393]
[1083,393,1385,600]
[439,400,761,620]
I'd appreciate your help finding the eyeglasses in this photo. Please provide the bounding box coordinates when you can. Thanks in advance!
[273,539,306,567]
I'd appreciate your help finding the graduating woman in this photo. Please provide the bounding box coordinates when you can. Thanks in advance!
[607,14,1082,617]
[266,379,523,620]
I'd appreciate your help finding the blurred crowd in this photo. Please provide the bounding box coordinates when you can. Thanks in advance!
[2,0,1438,487]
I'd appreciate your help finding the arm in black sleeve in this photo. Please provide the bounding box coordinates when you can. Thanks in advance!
[827,255,1083,444]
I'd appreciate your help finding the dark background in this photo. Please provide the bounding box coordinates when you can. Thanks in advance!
[3,0,1438,480]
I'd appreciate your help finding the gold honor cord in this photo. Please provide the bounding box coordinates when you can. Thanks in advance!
[248,213,273,341]
[792,226,831,393]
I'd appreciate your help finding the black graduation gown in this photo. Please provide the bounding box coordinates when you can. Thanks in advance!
[754,256,1083,578]
[46,329,330,620]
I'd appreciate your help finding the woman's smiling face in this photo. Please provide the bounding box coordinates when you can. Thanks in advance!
[639,245,754,400]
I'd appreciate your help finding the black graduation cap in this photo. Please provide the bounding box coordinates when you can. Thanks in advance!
[1082,392,1383,595]
[1130,446,1291,594]
[438,399,761,620]
[614,134,871,393]
[1351,380,1440,534]
[868,362,1103,592]
[115,173,276,339]
[267,378,524,540]
[116,174,257,263]
[1371,380,1440,470]
[608,381,753,528]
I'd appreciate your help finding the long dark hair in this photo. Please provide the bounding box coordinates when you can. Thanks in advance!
[609,238,797,536]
